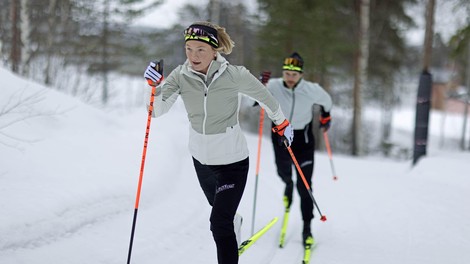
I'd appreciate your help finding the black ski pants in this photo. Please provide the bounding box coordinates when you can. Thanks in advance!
[271,122,315,222]
[193,157,249,264]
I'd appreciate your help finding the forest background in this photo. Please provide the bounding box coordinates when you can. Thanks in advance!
[1,0,470,157]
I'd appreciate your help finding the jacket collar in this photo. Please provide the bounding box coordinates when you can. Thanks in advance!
[182,52,229,79]
[283,78,303,90]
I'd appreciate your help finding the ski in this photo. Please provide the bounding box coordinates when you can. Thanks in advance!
[238,217,278,256]
[302,236,316,264]
[279,196,290,248]
[279,209,289,247]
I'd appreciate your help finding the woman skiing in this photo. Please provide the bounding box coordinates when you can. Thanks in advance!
[143,21,293,264]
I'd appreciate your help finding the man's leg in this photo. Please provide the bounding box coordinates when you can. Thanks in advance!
[272,134,294,208]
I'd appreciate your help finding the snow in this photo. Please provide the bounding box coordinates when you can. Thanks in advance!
[1,66,469,264]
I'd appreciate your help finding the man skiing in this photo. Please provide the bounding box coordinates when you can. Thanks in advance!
[266,52,332,246]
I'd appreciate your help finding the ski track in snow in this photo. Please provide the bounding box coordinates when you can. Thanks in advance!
[0,195,131,251]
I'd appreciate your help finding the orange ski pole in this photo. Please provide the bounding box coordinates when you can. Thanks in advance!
[127,59,163,264]
[323,131,338,181]
[284,140,327,222]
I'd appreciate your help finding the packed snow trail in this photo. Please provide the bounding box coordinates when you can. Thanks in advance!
[1,67,470,264]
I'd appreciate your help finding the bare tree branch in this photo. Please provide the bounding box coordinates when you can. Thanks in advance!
[0,87,69,149]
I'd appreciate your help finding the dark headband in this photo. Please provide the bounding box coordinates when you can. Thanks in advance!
[184,24,219,48]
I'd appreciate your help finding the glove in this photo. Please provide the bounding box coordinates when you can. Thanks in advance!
[144,60,164,86]
[319,112,331,132]
[259,71,271,85]
[252,71,271,107]
[272,119,294,147]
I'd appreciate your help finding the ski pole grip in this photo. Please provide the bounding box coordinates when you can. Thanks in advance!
[146,79,157,87]
[145,59,164,87]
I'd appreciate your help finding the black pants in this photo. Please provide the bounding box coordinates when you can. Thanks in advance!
[193,157,249,264]
[271,122,315,222]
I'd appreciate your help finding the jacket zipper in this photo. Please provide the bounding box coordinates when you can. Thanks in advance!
[186,62,226,135]
[202,85,208,135]
[289,89,295,124]
[289,88,310,143]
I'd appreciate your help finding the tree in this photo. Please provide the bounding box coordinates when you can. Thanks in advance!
[217,1,257,68]
[74,0,163,104]
[352,0,370,156]
[209,0,221,24]
[257,0,356,82]
[257,0,419,155]
[44,0,59,85]
[20,0,32,76]
[1,0,163,105]
[10,0,20,73]
[0,0,79,83]
[367,0,417,155]
[448,0,470,150]
[0,89,53,149]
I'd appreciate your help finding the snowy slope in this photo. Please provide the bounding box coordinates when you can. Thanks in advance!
[1,67,469,264]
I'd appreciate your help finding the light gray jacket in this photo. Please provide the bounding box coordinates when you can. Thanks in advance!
[152,54,286,165]
[267,78,332,130]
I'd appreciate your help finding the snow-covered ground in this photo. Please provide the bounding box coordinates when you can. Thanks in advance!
[1,66,469,264]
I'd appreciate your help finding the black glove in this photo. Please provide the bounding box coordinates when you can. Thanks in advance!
[319,112,331,132]
[259,71,271,85]
[144,60,164,86]
[253,71,271,107]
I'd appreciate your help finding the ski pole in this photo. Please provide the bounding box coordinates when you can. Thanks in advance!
[251,108,265,236]
[323,131,338,181]
[127,59,163,264]
[251,71,271,236]
[283,140,327,222]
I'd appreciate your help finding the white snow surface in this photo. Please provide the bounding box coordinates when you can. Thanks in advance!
[1,66,469,264]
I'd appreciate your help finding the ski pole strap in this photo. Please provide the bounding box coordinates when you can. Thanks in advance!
[272,119,289,136]
[319,115,331,125]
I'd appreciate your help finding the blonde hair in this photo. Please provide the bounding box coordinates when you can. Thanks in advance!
[193,21,235,55]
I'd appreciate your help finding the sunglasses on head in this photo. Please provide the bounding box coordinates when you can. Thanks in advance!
[283,57,303,72]
[284,58,303,67]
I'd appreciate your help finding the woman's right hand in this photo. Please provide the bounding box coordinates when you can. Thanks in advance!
[272,119,294,147]
[144,60,164,86]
